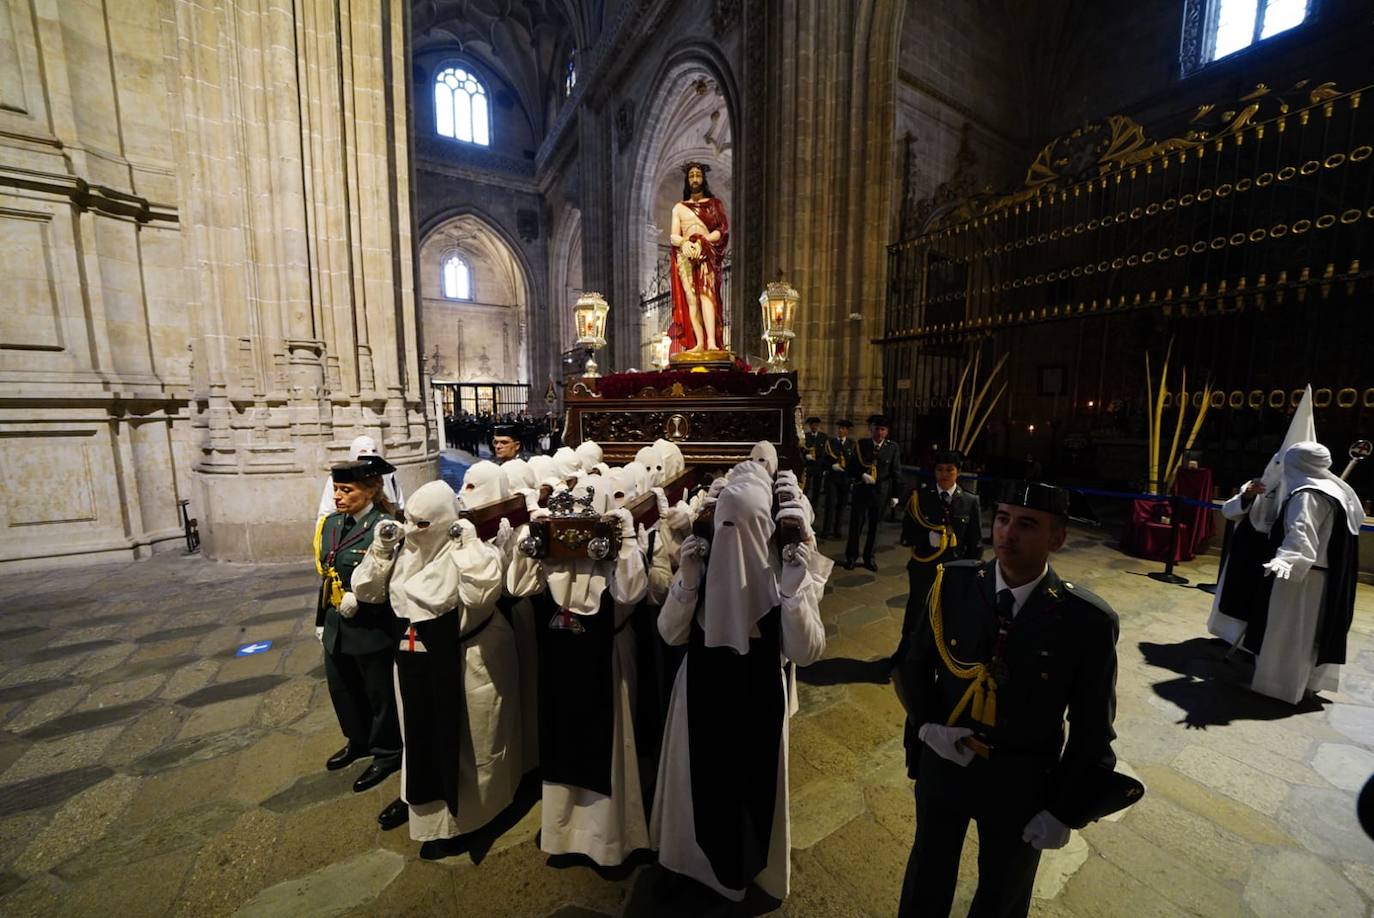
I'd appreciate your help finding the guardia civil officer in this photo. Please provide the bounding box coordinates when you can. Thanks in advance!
[819,419,857,540]
[801,416,828,505]
[894,449,983,664]
[842,414,901,571]
[894,481,1131,918]
[313,457,404,794]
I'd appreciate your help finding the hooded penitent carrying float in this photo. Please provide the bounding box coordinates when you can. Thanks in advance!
[351,480,521,845]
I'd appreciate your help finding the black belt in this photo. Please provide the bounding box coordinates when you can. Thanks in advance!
[458,611,495,644]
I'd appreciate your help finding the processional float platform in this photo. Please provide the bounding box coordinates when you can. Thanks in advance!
[561,368,801,472]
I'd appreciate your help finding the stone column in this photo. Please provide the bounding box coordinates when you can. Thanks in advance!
[170,0,429,561]
[745,0,904,420]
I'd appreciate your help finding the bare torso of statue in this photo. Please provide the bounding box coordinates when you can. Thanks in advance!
[667,163,730,355]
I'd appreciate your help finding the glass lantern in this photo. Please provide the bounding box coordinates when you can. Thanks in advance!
[650,332,672,370]
[573,291,609,377]
[758,278,799,372]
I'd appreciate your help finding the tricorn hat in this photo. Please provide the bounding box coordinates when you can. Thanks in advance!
[836,418,853,428]
[867,414,890,427]
[331,456,395,483]
[996,480,1072,517]
[805,416,821,424]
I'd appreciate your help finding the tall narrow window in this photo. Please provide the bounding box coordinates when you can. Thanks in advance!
[1183,0,1312,73]
[442,253,472,300]
[564,52,577,97]
[435,65,490,146]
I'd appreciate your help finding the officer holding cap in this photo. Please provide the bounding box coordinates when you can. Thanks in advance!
[894,480,1132,917]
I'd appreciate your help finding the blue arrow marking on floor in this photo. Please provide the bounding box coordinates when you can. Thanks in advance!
[235,640,273,657]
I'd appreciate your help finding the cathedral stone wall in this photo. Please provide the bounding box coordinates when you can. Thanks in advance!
[0,0,430,570]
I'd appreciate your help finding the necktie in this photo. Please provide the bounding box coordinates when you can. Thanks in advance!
[996,588,1015,622]
[941,491,952,507]
[341,516,356,537]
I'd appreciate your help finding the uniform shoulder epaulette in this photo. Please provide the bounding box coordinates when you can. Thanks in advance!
[1060,580,1118,622]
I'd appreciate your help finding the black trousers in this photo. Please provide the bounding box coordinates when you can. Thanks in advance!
[821,474,850,537]
[803,465,825,505]
[899,749,1045,918]
[324,644,402,768]
[845,485,882,562]
[893,560,939,663]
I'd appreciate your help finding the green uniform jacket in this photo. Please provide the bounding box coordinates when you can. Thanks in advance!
[315,507,399,656]
[897,559,1120,827]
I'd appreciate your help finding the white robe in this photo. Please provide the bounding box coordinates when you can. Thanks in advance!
[353,535,522,841]
[650,557,827,902]
[539,538,651,866]
[1250,490,1342,704]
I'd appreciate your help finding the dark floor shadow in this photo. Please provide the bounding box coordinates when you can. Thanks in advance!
[545,846,657,883]
[796,656,892,686]
[426,771,542,865]
[621,864,782,917]
[1139,638,1327,728]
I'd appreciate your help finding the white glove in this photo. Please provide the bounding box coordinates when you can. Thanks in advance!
[530,507,552,521]
[918,723,975,766]
[495,517,513,547]
[862,473,876,485]
[652,487,670,516]
[890,497,900,508]
[611,507,635,539]
[776,471,799,486]
[780,542,811,596]
[1262,558,1293,580]
[662,503,691,533]
[450,518,478,545]
[315,626,324,644]
[338,591,359,619]
[832,463,842,472]
[1022,810,1071,850]
[375,519,402,552]
[676,535,708,589]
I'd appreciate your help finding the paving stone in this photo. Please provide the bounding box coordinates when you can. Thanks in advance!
[363,857,461,915]
[258,586,315,601]
[1275,785,1374,862]
[447,837,628,918]
[12,773,140,873]
[1244,848,1368,918]
[160,659,223,699]
[4,724,124,784]
[52,800,244,882]
[236,848,406,918]
[0,678,73,704]
[134,622,223,644]
[241,607,307,627]
[809,813,909,918]
[1132,764,1293,847]
[170,807,283,917]
[261,788,392,889]
[63,847,196,918]
[21,699,156,740]
[1031,831,1091,900]
[1059,853,1193,918]
[0,765,114,817]
[1310,742,1374,792]
[1327,703,1374,746]
[790,776,866,850]
[1082,818,1245,916]
[124,754,241,826]
[863,781,915,845]
[176,674,289,708]
[89,654,199,685]
[24,639,119,663]
[4,685,87,734]
[0,626,45,643]
[260,769,358,815]
[783,847,872,918]
[0,810,47,870]
[0,871,65,918]
[1170,744,1292,816]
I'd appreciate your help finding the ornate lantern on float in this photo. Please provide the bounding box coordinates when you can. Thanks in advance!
[573,291,609,377]
[759,276,799,372]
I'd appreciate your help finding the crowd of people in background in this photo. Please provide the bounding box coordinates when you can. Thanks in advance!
[443,411,560,457]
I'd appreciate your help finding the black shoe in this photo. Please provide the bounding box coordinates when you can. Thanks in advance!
[841,559,856,570]
[862,559,878,572]
[419,836,466,860]
[327,744,362,771]
[377,797,408,831]
[353,760,398,793]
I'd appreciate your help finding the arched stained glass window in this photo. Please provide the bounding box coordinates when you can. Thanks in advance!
[442,253,472,300]
[435,65,490,146]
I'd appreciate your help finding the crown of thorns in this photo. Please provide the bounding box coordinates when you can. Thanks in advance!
[680,162,712,175]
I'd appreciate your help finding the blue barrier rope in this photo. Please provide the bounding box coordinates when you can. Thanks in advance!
[898,466,1374,533]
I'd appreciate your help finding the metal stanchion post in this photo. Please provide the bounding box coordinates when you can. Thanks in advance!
[1148,494,1189,585]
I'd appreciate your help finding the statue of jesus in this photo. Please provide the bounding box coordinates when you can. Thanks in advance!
[668,162,729,355]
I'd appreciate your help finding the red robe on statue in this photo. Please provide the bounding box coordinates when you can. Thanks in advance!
[667,198,730,353]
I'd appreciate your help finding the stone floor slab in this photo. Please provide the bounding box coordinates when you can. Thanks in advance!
[0,764,114,817]
[1244,848,1368,918]
[235,848,406,918]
